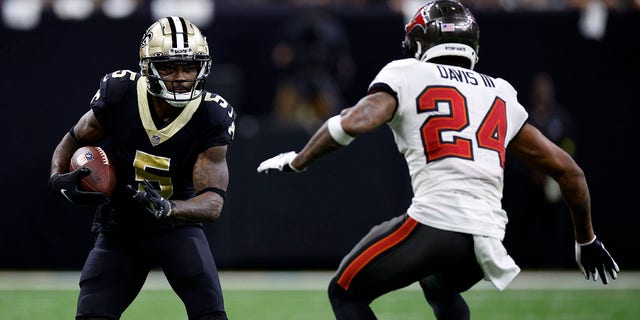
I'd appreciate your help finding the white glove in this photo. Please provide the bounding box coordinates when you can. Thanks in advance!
[257,151,306,174]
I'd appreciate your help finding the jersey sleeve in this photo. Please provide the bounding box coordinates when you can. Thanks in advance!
[495,77,529,142]
[90,70,140,133]
[200,93,237,151]
[367,59,415,121]
[368,60,410,103]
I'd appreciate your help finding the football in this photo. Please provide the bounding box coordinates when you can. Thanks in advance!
[69,146,116,196]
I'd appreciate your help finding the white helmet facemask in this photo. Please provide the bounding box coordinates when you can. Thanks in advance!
[146,60,210,107]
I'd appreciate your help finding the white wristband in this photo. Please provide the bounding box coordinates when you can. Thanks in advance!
[327,115,355,146]
[577,235,597,246]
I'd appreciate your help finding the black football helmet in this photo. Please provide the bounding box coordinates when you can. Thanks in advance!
[139,16,212,107]
[402,0,479,69]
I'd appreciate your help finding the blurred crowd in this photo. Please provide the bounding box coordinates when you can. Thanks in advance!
[2,0,639,30]
[1,0,215,29]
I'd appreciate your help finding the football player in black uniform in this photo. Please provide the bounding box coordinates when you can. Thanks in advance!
[49,16,235,320]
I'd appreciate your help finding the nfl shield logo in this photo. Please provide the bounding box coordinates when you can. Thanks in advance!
[152,134,161,145]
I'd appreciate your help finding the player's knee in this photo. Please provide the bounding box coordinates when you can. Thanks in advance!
[329,276,356,306]
[419,275,443,298]
[328,277,341,303]
[327,276,366,304]
[419,277,470,320]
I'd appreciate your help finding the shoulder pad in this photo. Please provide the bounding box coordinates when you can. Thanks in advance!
[91,70,141,106]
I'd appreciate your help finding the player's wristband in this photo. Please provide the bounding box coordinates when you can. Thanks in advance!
[327,115,355,146]
[577,235,597,246]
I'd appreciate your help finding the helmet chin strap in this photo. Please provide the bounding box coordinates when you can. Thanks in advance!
[147,63,201,108]
[166,99,189,108]
[156,77,200,108]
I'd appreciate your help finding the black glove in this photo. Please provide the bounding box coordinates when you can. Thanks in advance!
[575,237,619,285]
[49,167,107,205]
[126,179,175,219]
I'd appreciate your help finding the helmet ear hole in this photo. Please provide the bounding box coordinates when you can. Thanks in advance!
[402,36,413,58]
[403,26,428,60]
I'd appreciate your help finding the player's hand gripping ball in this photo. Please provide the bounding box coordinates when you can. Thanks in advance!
[69,146,116,196]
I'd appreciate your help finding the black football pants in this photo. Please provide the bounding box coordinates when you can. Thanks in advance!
[76,226,227,320]
[328,214,484,320]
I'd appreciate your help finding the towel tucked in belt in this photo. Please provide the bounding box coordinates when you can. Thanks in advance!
[473,235,520,291]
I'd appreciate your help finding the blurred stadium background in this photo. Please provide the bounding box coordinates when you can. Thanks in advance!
[1,0,639,313]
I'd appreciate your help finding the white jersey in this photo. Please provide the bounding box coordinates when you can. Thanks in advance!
[369,59,528,240]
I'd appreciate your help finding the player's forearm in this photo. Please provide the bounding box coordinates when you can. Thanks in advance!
[171,193,224,222]
[292,123,343,169]
[558,169,595,243]
[292,94,393,169]
[50,134,78,176]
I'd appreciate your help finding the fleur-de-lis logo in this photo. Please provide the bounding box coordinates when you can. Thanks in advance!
[140,31,152,49]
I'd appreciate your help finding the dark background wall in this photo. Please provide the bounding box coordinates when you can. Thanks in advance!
[1,7,638,271]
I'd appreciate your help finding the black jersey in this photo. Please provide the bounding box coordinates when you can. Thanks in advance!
[89,69,236,232]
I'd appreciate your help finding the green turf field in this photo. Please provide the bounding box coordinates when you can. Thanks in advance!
[1,271,639,319]
[1,288,639,319]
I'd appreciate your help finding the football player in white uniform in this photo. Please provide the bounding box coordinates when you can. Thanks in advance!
[257,1,619,319]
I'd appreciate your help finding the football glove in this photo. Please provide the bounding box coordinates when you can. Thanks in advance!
[126,179,175,219]
[256,151,306,174]
[575,237,619,285]
[49,167,107,205]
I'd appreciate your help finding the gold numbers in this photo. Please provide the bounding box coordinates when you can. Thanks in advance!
[133,150,173,198]
[111,70,137,81]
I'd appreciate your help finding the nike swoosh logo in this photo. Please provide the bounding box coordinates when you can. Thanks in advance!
[60,189,75,203]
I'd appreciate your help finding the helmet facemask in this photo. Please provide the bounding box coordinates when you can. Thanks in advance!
[143,57,211,107]
[139,16,212,107]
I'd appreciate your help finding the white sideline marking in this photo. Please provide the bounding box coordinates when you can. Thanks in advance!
[0,270,638,291]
